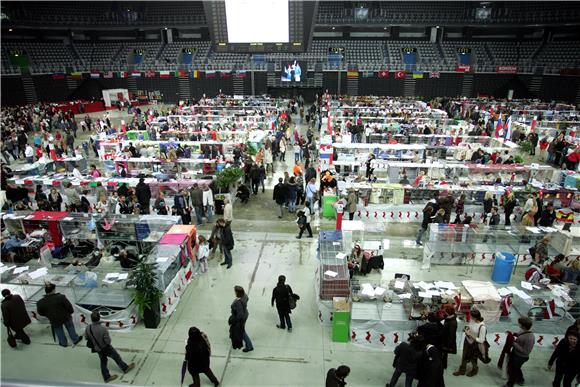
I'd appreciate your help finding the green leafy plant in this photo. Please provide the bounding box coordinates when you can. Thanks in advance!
[514,155,524,164]
[518,140,533,154]
[215,167,244,189]
[129,261,163,317]
[245,142,258,156]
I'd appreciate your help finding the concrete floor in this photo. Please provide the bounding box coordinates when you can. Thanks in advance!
[0,107,568,387]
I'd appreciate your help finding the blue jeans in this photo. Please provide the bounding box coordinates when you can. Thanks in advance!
[98,345,128,381]
[243,330,253,350]
[206,205,213,223]
[53,318,80,347]
[223,248,233,266]
[194,206,204,225]
[288,200,296,213]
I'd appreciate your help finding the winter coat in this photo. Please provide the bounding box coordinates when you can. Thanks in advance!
[346,192,357,213]
[441,316,458,354]
[135,182,151,205]
[417,321,443,349]
[190,187,204,207]
[221,224,234,250]
[325,368,347,387]
[548,338,580,373]
[393,341,422,376]
[186,332,212,372]
[417,345,445,387]
[36,293,74,326]
[273,183,288,205]
[271,284,293,313]
[1,294,31,331]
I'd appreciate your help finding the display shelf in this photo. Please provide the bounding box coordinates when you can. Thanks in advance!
[60,213,100,240]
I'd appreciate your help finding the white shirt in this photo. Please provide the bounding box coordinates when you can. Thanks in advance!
[202,189,214,207]
[197,243,209,261]
[25,145,34,158]
[72,168,83,180]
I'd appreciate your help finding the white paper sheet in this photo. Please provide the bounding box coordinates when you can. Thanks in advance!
[398,293,412,299]
[336,253,346,260]
[374,287,386,297]
[418,292,431,298]
[13,266,29,274]
[497,288,512,296]
[156,257,169,263]
[394,280,405,290]
[117,273,129,280]
[105,273,120,280]
[435,281,458,289]
[324,270,338,278]
[521,281,533,290]
[28,268,48,280]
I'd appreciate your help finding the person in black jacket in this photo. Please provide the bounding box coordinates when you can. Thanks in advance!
[417,312,443,349]
[440,305,458,369]
[271,275,294,332]
[548,329,579,387]
[417,344,445,387]
[503,192,516,226]
[36,283,82,347]
[135,178,151,214]
[250,164,261,195]
[1,289,31,345]
[326,365,350,387]
[273,178,288,219]
[218,219,234,269]
[185,326,220,387]
[483,206,500,243]
[416,205,433,246]
[388,335,425,387]
[538,202,556,227]
[229,286,253,352]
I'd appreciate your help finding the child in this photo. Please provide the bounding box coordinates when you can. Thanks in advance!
[197,235,209,273]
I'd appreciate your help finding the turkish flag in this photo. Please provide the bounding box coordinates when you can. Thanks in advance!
[395,71,406,79]
[377,70,389,78]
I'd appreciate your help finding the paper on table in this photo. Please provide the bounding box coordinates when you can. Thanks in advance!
[418,292,431,298]
[394,280,405,290]
[336,253,346,260]
[156,257,169,263]
[117,273,129,280]
[521,281,533,290]
[332,242,341,246]
[427,290,441,297]
[525,227,541,234]
[497,288,512,297]
[415,281,434,290]
[435,281,458,289]
[507,286,519,293]
[105,273,120,280]
[324,270,338,278]
[29,269,48,280]
[13,266,29,274]
[374,287,386,297]
[398,293,412,299]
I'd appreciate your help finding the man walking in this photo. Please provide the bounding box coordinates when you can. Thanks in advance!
[271,275,294,332]
[86,311,135,383]
[190,183,204,225]
[218,219,235,269]
[36,283,83,347]
[273,178,288,219]
[135,177,151,214]
[296,201,313,239]
[482,206,500,243]
[504,317,535,387]
[1,289,31,346]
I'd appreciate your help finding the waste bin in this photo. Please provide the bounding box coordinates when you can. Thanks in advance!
[491,252,516,284]
[332,297,351,342]
[322,195,338,219]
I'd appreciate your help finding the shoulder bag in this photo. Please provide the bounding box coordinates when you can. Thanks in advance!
[476,324,491,363]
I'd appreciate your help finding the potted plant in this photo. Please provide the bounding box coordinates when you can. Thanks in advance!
[215,167,244,190]
[129,261,163,329]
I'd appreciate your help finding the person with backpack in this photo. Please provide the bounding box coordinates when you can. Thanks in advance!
[453,309,489,377]
[271,275,294,332]
[503,317,535,387]
[184,326,220,387]
[85,311,135,383]
[296,201,313,239]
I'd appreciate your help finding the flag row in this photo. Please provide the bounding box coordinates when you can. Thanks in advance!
[52,70,248,80]
[347,70,441,79]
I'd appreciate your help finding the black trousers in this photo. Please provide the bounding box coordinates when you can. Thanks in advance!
[251,180,259,195]
[13,328,30,344]
[277,309,292,329]
[507,353,528,386]
[552,364,576,387]
[298,223,313,238]
[189,367,219,387]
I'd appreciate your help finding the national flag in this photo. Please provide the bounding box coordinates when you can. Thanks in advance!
[52,72,65,80]
[90,72,100,79]
[159,70,171,78]
[234,70,247,78]
[361,71,374,78]
[131,71,142,77]
[504,116,512,141]
[119,71,128,78]
[429,71,440,78]
[206,71,216,79]
[377,70,389,78]
[494,116,503,138]
[192,70,200,79]
[530,116,537,132]
[145,70,156,78]
[103,71,114,79]
[175,69,187,78]
[412,72,424,79]
[346,70,359,78]
[395,71,406,79]
[70,71,83,79]
[455,64,471,73]
[220,71,231,78]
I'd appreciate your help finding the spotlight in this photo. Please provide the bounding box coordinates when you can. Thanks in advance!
[8,28,13,32]
[332,27,335,30]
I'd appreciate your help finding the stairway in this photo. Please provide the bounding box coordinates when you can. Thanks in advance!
[346,76,358,96]
[232,76,244,95]
[21,75,37,104]
[266,72,276,88]
[403,76,416,97]
[529,76,542,97]
[313,72,323,88]
[66,76,79,92]
[126,77,138,96]
[178,77,190,100]
[461,74,474,97]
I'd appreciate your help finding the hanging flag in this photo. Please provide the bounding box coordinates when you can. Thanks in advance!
[530,116,537,132]
[103,71,114,79]
[192,70,200,79]
[455,64,471,73]
[70,71,83,79]
[346,70,359,78]
[234,70,247,78]
[220,71,232,78]
[504,116,512,141]
[205,71,216,79]
[52,72,65,80]
[119,71,128,78]
[145,70,156,78]
[395,71,406,79]
[131,71,142,77]
[412,72,424,79]
[360,71,374,78]
[175,69,187,77]
[159,70,171,78]
[377,70,389,78]
[90,72,100,79]
[429,71,440,78]
[494,116,503,138]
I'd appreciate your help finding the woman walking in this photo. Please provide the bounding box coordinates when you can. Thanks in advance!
[440,305,458,369]
[453,309,488,377]
[184,327,220,387]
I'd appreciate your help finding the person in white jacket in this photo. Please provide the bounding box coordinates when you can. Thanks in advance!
[202,185,215,223]
[223,198,233,225]
[196,235,210,273]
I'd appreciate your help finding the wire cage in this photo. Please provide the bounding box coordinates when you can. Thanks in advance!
[96,214,138,241]
[136,215,181,242]
[2,211,30,235]
[146,244,183,291]
[59,213,100,240]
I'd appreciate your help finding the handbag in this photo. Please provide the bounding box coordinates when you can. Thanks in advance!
[476,325,491,363]
[86,326,98,353]
[287,285,299,310]
[7,328,17,348]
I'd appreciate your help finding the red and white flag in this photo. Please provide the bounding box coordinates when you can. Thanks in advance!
[395,71,406,79]
[377,70,389,78]
[103,71,114,79]
[429,71,440,78]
